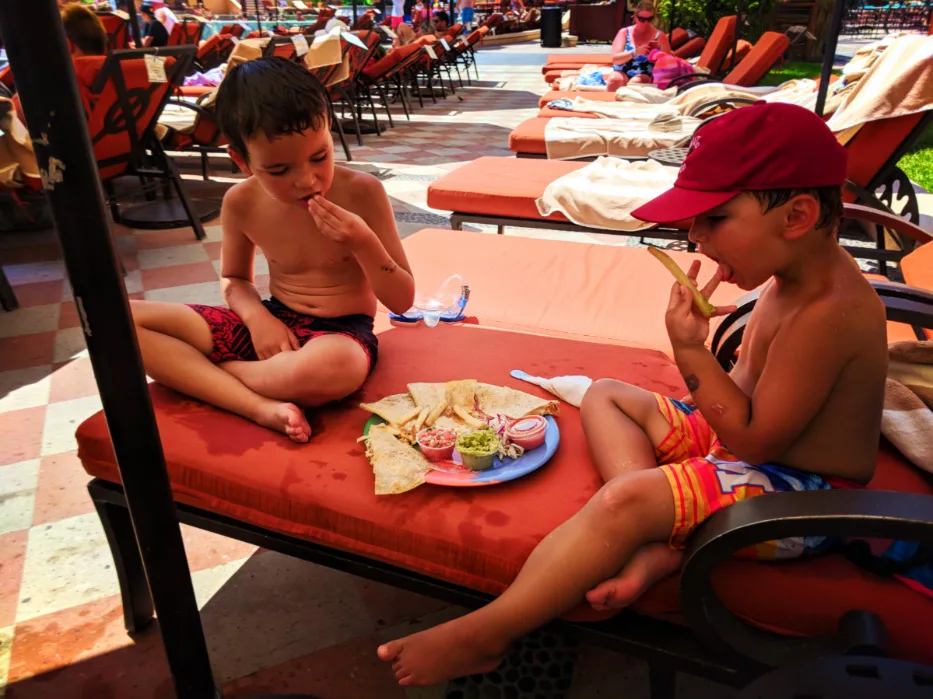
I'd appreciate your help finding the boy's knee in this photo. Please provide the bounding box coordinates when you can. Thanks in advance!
[581,378,624,413]
[291,338,369,404]
[597,473,654,515]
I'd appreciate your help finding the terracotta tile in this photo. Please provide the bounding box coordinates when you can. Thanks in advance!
[0,407,45,467]
[121,253,140,272]
[140,261,219,291]
[0,333,56,372]
[6,594,174,698]
[17,512,119,622]
[47,358,99,404]
[0,367,52,414]
[202,241,222,261]
[57,301,81,330]
[0,304,60,340]
[10,281,64,308]
[180,525,259,573]
[0,244,61,266]
[134,227,207,250]
[0,531,28,627]
[224,633,407,699]
[32,452,93,526]
[356,578,450,629]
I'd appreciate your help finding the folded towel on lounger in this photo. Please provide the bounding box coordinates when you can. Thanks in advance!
[882,340,933,474]
[535,156,678,231]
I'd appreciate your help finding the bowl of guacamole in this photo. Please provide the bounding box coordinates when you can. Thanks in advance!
[456,429,499,471]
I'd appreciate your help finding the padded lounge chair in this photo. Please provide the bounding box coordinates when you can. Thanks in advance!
[543,26,709,72]
[74,46,207,240]
[543,15,737,83]
[429,101,933,270]
[517,33,792,158]
[78,220,933,699]
[96,11,130,51]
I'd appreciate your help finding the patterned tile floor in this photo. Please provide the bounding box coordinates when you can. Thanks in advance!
[0,42,928,699]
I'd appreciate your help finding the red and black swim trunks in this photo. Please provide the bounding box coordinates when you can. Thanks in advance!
[187,297,378,374]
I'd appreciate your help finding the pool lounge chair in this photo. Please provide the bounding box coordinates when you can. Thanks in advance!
[430,104,933,270]
[543,15,737,83]
[78,219,933,699]
[73,46,207,240]
[543,16,733,76]
[518,32,792,158]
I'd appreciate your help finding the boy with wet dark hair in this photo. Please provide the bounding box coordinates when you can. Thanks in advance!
[131,57,414,442]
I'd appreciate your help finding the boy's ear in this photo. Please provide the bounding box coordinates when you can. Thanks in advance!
[782,193,820,241]
[227,147,251,175]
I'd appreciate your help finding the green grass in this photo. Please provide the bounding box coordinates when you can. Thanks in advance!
[760,61,933,192]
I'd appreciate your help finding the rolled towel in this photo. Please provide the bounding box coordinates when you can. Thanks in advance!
[510,370,593,408]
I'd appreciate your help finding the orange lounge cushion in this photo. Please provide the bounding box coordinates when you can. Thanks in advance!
[539,91,618,107]
[392,228,747,353]
[508,118,547,154]
[75,228,933,664]
[427,157,584,222]
[546,52,612,65]
[673,36,705,60]
[901,242,933,339]
[77,325,687,599]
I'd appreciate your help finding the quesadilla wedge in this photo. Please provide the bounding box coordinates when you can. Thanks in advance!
[446,379,477,409]
[365,424,432,494]
[359,393,421,426]
[407,382,449,427]
[475,383,560,420]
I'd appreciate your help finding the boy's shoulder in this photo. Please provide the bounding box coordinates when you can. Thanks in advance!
[329,165,389,207]
[221,176,264,215]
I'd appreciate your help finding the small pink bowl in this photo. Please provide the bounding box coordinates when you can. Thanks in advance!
[416,427,457,462]
[506,416,547,451]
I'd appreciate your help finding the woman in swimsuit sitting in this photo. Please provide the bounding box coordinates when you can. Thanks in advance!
[606,1,672,92]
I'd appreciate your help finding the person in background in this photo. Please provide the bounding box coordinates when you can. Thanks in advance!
[151,0,179,33]
[391,0,404,29]
[457,0,473,28]
[62,3,109,56]
[606,0,672,91]
[432,9,449,35]
[139,3,170,46]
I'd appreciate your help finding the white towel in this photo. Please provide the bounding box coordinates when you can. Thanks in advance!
[511,370,593,407]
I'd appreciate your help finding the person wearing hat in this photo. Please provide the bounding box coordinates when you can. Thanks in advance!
[138,3,169,46]
[377,103,889,687]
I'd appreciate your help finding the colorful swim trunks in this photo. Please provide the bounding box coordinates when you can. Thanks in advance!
[187,297,378,374]
[653,394,859,560]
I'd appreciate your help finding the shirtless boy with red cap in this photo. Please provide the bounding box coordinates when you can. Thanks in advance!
[377,102,889,686]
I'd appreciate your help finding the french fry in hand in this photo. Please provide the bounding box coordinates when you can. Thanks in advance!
[647,246,717,318]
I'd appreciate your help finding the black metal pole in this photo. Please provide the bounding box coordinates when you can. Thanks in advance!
[0,2,216,698]
[730,0,743,72]
[127,0,143,46]
[815,0,846,118]
[257,10,263,34]
[353,0,359,27]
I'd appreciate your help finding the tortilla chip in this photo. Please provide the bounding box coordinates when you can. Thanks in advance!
[360,393,421,426]
[432,414,474,436]
[446,379,477,408]
[365,424,432,494]
[453,405,489,429]
[408,382,448,426]
[475,383,560,419]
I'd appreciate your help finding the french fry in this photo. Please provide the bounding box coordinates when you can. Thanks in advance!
[647,246,717,318]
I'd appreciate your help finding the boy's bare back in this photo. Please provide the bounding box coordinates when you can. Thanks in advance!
[732,247,887,483]
[221,165,395,319]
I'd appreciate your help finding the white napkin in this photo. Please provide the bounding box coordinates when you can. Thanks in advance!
[510,370,593,408]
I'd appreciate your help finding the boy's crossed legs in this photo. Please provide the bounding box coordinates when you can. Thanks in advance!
[377,379,683,686]
[131,300,371,442]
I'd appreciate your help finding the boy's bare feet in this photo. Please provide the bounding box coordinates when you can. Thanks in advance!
[585,543,682,611]
[377,617,507,686]
[254,401,312,443]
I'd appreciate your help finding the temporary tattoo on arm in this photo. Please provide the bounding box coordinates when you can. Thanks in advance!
[709,403,725,416]
[684,374,700,392]
[380,261,397,273]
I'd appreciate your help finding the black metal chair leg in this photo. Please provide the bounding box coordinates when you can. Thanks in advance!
[348,97,363,146]
[200,151,209,180]
[648,663,676,699]
[156,142,206,240]
[376,84,395,127]
[0,266,19,311]
[91,492,155,634]
[366,93,382,135]
[331,99,352,161]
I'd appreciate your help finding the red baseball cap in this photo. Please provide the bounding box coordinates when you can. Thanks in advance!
[631,102,848,224]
